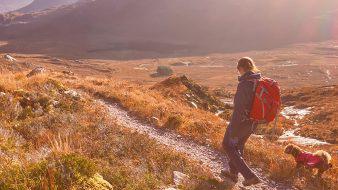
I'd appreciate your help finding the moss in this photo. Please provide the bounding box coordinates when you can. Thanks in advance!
[0,135,19,152]
[58,99,82,113]
[80,173,113,190]
[0,153,99,190]
[0,161,48,190]
[0,164,26,190]
[46,79,66,92]
[59,153,97,179]
[38,95,51,109]
[124,173,159,190]
[18,107,34,120]
[102,167,132,190]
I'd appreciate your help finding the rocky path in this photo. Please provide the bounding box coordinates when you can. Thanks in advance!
[99,100,295,190]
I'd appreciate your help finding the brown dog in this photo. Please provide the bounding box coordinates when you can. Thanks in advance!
[284,144,333,177]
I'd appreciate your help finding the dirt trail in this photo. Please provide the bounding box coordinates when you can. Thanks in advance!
[99,100,294,190]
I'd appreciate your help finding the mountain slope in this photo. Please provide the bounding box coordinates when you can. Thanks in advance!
[1,0,338,59]
[0,0,32,13]
[17,0,78,13]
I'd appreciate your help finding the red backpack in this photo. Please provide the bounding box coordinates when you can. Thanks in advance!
[250,77,281,123]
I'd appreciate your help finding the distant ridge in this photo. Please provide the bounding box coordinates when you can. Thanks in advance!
[0,0,32,13]
[0,0,338,59]
[17,0,78,13]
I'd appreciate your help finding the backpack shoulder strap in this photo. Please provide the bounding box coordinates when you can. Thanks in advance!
[247,79,259,92]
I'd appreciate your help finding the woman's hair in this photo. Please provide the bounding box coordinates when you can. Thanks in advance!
[237,57,260,73]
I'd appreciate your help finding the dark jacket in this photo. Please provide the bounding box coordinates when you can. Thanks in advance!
[228,71,262,137]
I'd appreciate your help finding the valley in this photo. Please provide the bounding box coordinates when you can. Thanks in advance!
[0,0,337,189]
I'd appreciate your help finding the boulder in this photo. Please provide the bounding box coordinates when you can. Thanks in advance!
[150,116,160,125]
[4,54,16,62]
[64,90,81,100]
[50,58,62,63]
[151,66,173,77]
[51,100,60,107]
[26,67,46,77]
[62,70,74,75]
[74,60,83,64]
[189,101,198,109]
[152,75,232,115]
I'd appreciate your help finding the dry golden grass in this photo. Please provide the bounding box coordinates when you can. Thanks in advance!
[0,72,228,189]
[72,76,338,190]
[73,76,227,147]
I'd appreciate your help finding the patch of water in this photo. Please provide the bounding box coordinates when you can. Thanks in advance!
[277,64,298,67]
[199,65,224,68]
[134,64,150,70]
[133,67,148,70]
[277,61,298,67]
[220,98,234,107]
[278,129,329,146]
[251,134,264,139]
[215,110,224,116]
[279,106,330,146]
[281,106,312,120]
[326,70,332,80]
[3,21,29,27]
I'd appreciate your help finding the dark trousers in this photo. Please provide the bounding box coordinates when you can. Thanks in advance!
[222,122,258,180]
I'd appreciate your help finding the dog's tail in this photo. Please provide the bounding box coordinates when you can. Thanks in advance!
[314,150,332,166]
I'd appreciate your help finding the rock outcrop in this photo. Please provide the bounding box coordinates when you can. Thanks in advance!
[3,54,16,62]
[152,75,232,119]
[26,67,46,77]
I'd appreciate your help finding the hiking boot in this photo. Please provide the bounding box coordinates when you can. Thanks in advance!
[242,176,261,186]
[221,169,238,183]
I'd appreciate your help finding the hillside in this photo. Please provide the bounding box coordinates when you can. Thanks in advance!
[17,0,78,13]
[75,73,337,190]
[0,0,337,188]
[0,51,337,189]
[0,66,226,189]
[0,0,338,59]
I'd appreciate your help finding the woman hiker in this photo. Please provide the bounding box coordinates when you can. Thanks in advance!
[221,57,261,186]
